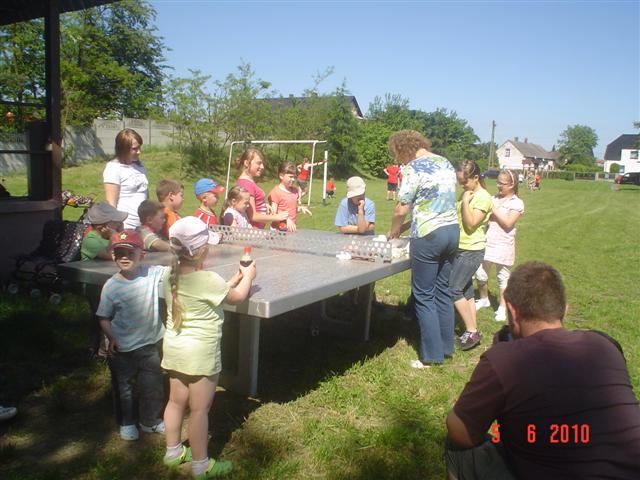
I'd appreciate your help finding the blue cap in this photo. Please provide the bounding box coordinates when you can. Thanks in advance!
[194,178,225,196]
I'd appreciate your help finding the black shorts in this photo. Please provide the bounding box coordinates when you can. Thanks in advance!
[326,190,335,197]
[297,180,308,190]
[387,182,398,192]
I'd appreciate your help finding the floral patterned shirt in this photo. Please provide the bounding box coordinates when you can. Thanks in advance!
[397,155,458,238]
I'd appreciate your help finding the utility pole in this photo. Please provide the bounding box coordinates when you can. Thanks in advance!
[488,120,496,168]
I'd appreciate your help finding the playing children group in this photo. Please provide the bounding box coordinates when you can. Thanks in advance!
[81,128,525,478]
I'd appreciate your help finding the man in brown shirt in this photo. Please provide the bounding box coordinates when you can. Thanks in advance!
[445,261,640,480]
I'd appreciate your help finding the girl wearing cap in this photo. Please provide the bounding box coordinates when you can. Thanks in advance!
[161,217,256,478]
[103,128,149,229]
[235,148,288,229]
[387,130,459,368]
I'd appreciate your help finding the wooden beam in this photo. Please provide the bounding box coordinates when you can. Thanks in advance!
[44,0,62,214]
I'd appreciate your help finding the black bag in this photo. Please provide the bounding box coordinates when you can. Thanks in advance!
[33,217,88,263]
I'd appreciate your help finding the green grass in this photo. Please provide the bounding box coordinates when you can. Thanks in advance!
[1,151,639,479]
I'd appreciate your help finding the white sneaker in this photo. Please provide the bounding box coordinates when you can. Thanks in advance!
[495,306,507,322]
[0,406,17,421]
[475,298,491,310]
[140,420,165,434]
[120,424,139,441]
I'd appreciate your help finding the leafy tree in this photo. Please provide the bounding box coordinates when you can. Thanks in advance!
[326,84,360,175]
[0,0,166,129]
[557,125,598,166]
[368,94,421,132]
[355,120,394,177]
[410,108,479,166]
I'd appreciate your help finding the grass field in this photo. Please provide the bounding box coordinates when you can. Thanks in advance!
[1,151,639,479]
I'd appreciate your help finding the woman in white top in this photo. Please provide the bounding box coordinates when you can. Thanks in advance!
[103,129,149,229]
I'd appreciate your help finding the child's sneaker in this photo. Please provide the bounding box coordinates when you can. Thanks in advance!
[0,406,17,422]
[193,458,233,478]
[164,445,192,468]
[475,297,491,310]
[494,306,507,322]
[120,424,139,441]
[140,420,165,434]
[459,331,482,351]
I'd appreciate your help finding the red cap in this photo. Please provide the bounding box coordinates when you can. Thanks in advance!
[244,246,252,253]
[110,229,144,250]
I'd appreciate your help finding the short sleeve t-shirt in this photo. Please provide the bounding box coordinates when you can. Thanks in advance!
[161,270,230,376]
[326,180,335,192]
[194,207,218,226]
[162,208,181,240]
[334,197,375,234]
[397,156,458,239]
[457,188,493,250]
[269,185,299,228]
[222,207,250,228]
[385,165,401,184]
[81,229,108,261]
[102,159,148,229]
[298,164,310,181]
[484,195,524,265]
[137,224,161,251]
[96,265,167,352]
[237,178,266,229]
[453,328,640,479]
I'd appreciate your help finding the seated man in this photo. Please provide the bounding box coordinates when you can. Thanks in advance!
[445,261,640,480]
[334,176,375,235]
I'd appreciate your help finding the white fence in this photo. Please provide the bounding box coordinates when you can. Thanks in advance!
[0,118,176,174]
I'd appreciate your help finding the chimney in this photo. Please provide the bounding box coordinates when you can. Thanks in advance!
[515,136,519,142]
[524,138,528,143]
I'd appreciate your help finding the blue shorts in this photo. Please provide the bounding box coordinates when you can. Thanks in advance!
[450,249,485,301]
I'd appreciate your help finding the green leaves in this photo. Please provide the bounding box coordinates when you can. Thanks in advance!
[557,125,598,166]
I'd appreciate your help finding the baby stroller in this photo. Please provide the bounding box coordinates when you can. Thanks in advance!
[6,190,94,304]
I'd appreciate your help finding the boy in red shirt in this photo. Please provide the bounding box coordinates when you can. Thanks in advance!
[383,162,401,200]
[193,178,225,226]
[326,176,336,200]
[269,162,311,232]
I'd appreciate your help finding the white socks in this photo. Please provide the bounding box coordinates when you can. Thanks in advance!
[164,442,183,461]
[192,457,210,476]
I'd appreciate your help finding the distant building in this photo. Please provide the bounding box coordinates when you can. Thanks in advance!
[603,134,640,173]
[496,137,559,171]
[263,95,365,119]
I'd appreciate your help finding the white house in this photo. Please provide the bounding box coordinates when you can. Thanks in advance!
[496,138,559,171]
[603,134,640,173]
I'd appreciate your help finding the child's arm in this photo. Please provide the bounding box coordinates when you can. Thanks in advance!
[297,205,312,216]
[460,191,488,235]
[148,238,171,252]
[97,316,119,355]
[227,271,242,288]
[383,167,389,177]
[490,205,522,231]
[225,263,257,304]
[247,195,287,223]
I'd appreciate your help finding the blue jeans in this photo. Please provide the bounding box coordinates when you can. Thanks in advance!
[410,224,459,363]
[450,249,485,301]
[108,341,166,427]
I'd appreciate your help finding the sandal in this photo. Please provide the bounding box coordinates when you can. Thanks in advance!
[193,458,233,478]
[164,445,192,467]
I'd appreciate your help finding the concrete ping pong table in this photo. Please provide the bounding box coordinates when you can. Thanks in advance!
[58,227,410,397]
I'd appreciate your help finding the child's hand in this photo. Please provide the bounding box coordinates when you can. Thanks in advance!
[298,206,312,216]
[461,190,474,203]
[107,337,119,356]
[239,261,256,281]
[228,271,243,288]
[275,211,288,221]
[286,218,297,232]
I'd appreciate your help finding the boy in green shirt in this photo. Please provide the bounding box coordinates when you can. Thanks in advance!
[81,203,128,261]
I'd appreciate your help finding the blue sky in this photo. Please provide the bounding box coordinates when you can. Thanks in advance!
[152,0,639,158]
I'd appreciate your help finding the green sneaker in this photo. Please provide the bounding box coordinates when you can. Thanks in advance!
[193,458,233,478]
[163,445,192,468]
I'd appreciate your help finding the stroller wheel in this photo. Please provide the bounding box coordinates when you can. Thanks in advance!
[7,283,19,295]
[30,288,42,299]
[49,293,62,305]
